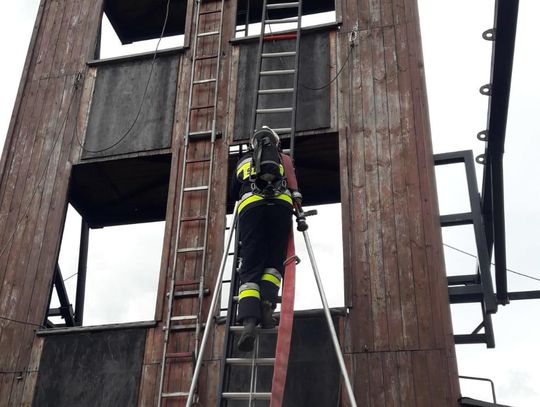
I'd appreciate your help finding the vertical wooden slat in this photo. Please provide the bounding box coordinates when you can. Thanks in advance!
[411,350,433,406]
[382,352,400,407]
[396,351,416,405]
[0,0,46,192]
[32,0,66,81]
[374,23,404,351]
[360,23,390,352]
[388,5,419,350]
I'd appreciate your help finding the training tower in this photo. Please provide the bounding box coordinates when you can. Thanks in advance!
[5,0,522,405]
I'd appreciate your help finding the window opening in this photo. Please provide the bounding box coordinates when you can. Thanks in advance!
[235,4,336,39]
[293,203,344,310]
[220,203,344,315]
[52,205,165,327]
[98,0,186,60]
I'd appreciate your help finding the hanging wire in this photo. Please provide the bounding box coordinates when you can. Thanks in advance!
[74,0,172,154]
[0,315,45,329]
[263,10,358,91]
[300,26,357,91]
[443,243,540,283]
[63,271,78,282]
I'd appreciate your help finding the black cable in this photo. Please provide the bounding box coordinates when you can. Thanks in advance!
[443,243,540,283]
[63,271,78,282]
[263,10,357,91]
[0,315,45,329]
[75,0,172,154]
[299,41,353,91]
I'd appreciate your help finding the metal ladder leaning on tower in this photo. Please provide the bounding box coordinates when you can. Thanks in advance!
[157,0,226,404]
[159,0,358,405]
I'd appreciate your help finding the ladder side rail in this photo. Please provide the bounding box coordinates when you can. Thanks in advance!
[157,0,210,403]
[195,0,227,359]
[288,0,302,160]
[300,229,358,407]
[249,0,269,136]
[216,219,243,406]
[187,202,240,407]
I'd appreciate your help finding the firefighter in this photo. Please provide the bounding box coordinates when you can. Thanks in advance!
[230,127,301,352]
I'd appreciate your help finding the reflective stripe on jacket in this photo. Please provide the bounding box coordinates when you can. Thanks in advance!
[235,155,292,214]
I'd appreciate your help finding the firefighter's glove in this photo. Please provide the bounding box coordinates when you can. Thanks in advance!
[292,191,303,205]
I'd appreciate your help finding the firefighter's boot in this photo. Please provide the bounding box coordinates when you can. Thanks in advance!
[237,317,257,352]
[260,300,277,329]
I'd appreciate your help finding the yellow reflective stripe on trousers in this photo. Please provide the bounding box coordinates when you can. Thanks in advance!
[239,289,261,301]
[261,273,281,288]
[238,193,293,213]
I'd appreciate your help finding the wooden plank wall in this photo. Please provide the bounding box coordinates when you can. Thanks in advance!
[0,0,103,404]
[336,0,460,405]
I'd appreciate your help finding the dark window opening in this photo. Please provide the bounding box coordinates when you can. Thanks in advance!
[233,30,333,140]
[46,154,171,328]
[98,0,188,59]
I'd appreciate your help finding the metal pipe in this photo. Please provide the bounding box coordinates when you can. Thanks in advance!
[491,153,508,304]
[301,229,357,407]
[187,202,239,407]
[459,375,497,403]
[74,219,89,326]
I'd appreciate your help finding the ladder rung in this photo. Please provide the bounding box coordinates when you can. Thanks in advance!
[258,88,294,95]
[188,129,213,139]
[222,392,271,400]
[161,392,189,398]
[177,246,205,253]
[257,107,293,114]
[229,326,278,333]
[175,280,200,286]
[174,289,210,298]
[184,185,209,192]
[262,51,296,58]
[186,158,211,164]
[170,323,205,332]
[193,78,217,85]
[266,2,299,9]
[171,315,198,322]
[195,54,218,61]
[190,104,214,111]
[273,127,292,134]
[226,358,275,366]
[266,17,299,24]
[263,33,297,42]
[181,215,208,222]
[199,9,222,16]
[260,69,295,76]
[198,30,220,37]
[165,352,193,359]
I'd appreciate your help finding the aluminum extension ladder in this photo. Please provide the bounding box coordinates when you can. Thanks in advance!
[186,206,358,406]
[215,212,297,406]
[157,0,226,404]
[250,0,303,158]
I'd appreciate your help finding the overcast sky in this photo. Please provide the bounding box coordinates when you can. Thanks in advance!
[1,1,540,405]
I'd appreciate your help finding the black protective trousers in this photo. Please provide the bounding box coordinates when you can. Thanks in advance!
[237,203,292,322]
